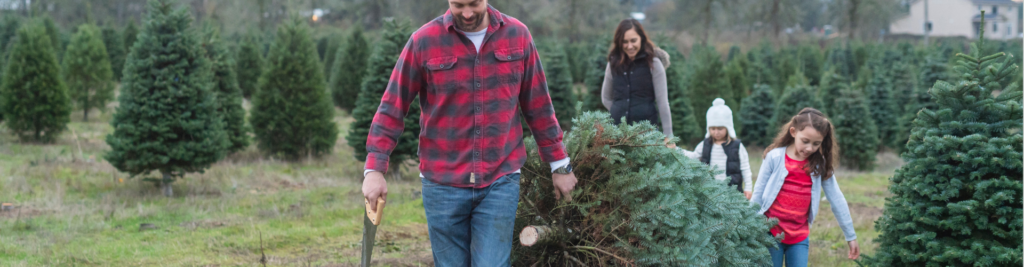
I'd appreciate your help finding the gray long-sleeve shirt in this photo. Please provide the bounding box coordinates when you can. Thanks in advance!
[601,57,673,137]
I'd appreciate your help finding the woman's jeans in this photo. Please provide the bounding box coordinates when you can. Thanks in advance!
[768,236,809,267]
[421,173,520,267]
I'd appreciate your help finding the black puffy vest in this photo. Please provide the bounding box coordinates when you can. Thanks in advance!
[701,138,743,193]
[609,52,659,127]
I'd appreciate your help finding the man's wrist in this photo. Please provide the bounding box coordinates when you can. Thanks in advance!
[549,157,571,173]
[364,169,380,178]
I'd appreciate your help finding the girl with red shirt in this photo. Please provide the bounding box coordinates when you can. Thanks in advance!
[751,108,860,267]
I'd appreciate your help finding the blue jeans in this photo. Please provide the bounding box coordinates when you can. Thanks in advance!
[769,236,809,267]
[421,173,520,267]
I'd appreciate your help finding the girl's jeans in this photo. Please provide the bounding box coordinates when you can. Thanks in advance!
[769,236,810,267]
[421,173,520,267]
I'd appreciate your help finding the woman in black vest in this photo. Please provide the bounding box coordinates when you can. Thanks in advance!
[600,19,675,148]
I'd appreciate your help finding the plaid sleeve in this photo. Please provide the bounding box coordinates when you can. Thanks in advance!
[364,38,422,174]
[518,37,567,162]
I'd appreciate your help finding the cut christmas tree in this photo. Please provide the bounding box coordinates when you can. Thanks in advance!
[513,110,776,266]
[865,14,1023,266]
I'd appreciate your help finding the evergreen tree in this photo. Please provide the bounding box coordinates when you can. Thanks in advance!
[329,27,369,111]
[888,59,919,150]
[770,72,823,133]
[321,35,339,77]
[796,44,824,86]
[513,111,776,265]
[866,20,1023,266]
[773,47,799,95]
[202,25,250,154]
[817,68,847,117]
[747,41,780,95]
[564,42,588,83]
[581,42,607,113]
[726,45,741,62]
[831,86,878,170]
[723,54,750,121]
[235,32,263,99]
[0,16,20,122]
[684,45,733,130]
[663,46,702,145]
[39,16,62,61]
[347,19,418,176]
[64,24,114,122]
[105,0,227,197]
[1,22,71,143]
[864,63,900,149]
[824,46,857,79]
[739,84,775,147]
[122,20,139,53]
[100,26,126,81]
[251,17,338,160]
[539,43,577,130]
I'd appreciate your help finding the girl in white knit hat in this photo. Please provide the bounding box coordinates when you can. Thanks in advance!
[681,98,752,199]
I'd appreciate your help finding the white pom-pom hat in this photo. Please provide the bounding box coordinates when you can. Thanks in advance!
[705,98,736,139]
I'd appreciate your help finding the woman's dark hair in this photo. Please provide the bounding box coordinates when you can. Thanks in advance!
[764,108,838,179]
[608,19,655,72]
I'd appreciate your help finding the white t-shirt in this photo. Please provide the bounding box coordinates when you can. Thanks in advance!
[463,28,486,52]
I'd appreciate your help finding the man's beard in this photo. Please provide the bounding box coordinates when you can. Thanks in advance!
[454,11,485,31]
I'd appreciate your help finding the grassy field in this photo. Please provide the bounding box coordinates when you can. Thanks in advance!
[0,103,900,266]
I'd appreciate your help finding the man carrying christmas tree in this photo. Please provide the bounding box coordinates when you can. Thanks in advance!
[360,0,577,265]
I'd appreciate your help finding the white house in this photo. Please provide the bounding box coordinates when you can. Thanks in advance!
[890,0,1023,39]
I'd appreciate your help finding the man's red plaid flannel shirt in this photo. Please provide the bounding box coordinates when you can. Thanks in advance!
[364,6,567,188]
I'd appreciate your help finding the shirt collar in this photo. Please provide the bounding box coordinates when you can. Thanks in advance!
[443,4,504,33]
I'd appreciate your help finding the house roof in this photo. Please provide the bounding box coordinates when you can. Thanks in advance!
[972,0,1019,5]
[972,13,1011,22]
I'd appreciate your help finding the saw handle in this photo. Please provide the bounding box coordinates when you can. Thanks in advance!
[364,197,386,226]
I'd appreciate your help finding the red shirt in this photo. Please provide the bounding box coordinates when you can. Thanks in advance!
[364,6,567,188]
[765,154,813,244]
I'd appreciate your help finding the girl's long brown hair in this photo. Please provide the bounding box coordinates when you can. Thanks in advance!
[608,19,655,72]
[763,108,838,179]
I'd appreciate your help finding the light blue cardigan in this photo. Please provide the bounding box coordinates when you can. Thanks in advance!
[750,147,857,242]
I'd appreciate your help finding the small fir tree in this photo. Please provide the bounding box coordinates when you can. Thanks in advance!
[251,17,338,160]
[817,68,847,117]
[581,42,607,113]
[831,86,878,170]
[105,0,228,197]
[329,27,370,111]
[663,46,702,145]
[539,43,577,130]
[796,44,824,86]
[64,24,114,122]
[100,26,126,81]
[234,32,263,99]
[723,54,750,122]
[738,84,775,147]
[39,16,62,60]
[347,19,418,176]
[824,46,857,79]
[864,63,900,149]
[202,25,250,154]
[513,111,776,266]
[726,45,741,62]
[122,20,139,53]
[770,72,823,133]
[564,42,589,83]
[321,35,339,77]
[684,45,733,130]
[1,22,71,142]
[746,41,779,97]
[865,17,1023,266]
